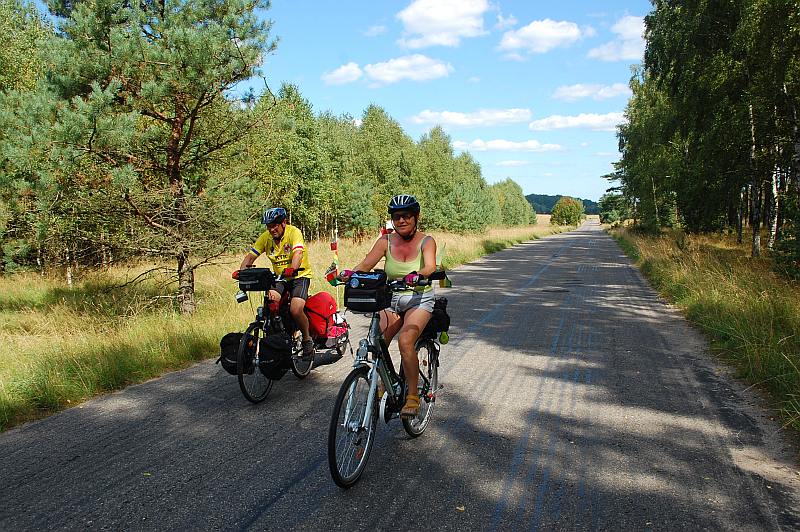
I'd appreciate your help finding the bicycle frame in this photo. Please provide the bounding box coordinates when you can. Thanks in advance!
[349,311,397,426]
[350,308,441,430]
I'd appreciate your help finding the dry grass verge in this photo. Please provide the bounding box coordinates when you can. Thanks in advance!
[611,227,800,431]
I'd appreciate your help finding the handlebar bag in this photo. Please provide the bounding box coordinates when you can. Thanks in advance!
[344,271,391,312]
[238,268,275,292]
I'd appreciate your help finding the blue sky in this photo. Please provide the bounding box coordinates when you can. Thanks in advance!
[249,0,652,202]
[251,1,653,202]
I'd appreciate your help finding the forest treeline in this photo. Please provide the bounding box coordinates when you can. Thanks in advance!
[0,0,534,312]
[525,194,599,215]
[606,0,800,276]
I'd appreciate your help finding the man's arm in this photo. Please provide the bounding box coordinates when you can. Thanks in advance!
[239,252,258,270]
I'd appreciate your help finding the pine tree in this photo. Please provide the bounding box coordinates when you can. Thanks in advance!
[21,0,276,312]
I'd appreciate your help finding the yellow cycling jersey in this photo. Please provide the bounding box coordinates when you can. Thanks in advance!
[251,224,313,279]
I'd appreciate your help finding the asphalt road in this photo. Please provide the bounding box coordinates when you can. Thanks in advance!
[2,220,799,531]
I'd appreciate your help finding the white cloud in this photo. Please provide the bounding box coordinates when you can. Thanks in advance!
[467,76,480,83]
[552,83,631,101]
[587,15,645,61]
[322,56,453,87]
[499,19,594,55]
[612,15,645,40]
[495,13,517,30]
[452,139,564,152]
[364,55,453,85]
[321,62,363,85]
[364,25,386,37]
[410,108,531,127]
[497,160,529,167]
[529,112,626,132]
[580,142,590,147]
[397,0,489,48]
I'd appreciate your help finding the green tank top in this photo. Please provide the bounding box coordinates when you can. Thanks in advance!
[385,235,432,292]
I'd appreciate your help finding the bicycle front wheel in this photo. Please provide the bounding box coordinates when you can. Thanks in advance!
[402,340,438,437]
[328,367,378,489]
[237,324,274,403]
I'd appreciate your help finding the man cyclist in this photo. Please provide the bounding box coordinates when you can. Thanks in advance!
[238,207,315,358]
[339,194,437,418]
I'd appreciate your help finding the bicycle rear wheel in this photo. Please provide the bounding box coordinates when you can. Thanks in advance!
[290,336,313,378]
[328,367,378,489]
[237,323,274,403]
[402,340,438,437]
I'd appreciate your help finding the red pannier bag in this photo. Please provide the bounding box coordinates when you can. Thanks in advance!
[305,292,348,346]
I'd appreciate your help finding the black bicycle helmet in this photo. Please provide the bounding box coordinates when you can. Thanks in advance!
[387,194,420,215]
[261,207,287,225]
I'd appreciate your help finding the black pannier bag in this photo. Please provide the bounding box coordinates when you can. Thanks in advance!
[422,297,450,337]
[344,271,391,313]
[237,267,275,292]
[217,332,244,375]
[259,332,292,380]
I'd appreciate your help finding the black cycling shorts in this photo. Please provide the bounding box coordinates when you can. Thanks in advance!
[274,278,310,300]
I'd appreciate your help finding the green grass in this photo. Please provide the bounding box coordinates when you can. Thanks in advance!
[611,228,800,431]
[0,222,570,431]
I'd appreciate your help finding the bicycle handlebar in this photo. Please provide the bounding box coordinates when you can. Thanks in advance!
[232,267,304,281]
[385,270,446,290]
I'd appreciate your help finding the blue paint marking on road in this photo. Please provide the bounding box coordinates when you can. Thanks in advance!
[549,366,583,523]
[507,282,587,530]
[509,369,569,528]
[574,328,595,527]
[439,241,568,374]
[527,370,573,531]
[462,243,568,338]
[522,292,586,530]
[489,310,567,531]
[532,364,583,530]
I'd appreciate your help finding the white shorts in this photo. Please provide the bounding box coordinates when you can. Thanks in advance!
[389,289,435,314]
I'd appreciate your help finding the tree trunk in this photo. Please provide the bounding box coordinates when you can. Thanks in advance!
[177,251,196,314]
[65,246,73,287]
[100,232,110,268]
[750,104,761,258]
[787,84,800,235]
[768,167,779,249]
[167,109,196,314]
[776,168,786,241]
[737,186,744,244]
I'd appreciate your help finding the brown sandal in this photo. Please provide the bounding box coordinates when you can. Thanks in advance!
[400,394,420,419]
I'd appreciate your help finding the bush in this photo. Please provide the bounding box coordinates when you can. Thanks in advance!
[551,197,584,225]
[600,209,620,224]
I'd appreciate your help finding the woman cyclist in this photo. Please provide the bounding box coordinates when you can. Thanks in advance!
[340,194,437,418]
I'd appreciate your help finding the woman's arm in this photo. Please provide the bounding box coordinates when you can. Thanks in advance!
[418,236,437,277]
[352,235,388,272]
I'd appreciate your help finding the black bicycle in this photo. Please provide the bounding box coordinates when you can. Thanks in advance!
[327,270,449,488]
[231,267,350,403]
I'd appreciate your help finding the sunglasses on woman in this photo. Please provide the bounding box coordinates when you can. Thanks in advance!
[391,212,415,222]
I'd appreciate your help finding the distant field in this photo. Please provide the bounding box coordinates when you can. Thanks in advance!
[0,222,570,430]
